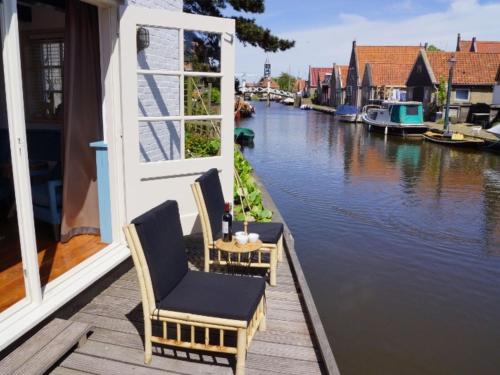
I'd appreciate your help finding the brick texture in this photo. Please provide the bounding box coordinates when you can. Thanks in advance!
[128,0,183,162]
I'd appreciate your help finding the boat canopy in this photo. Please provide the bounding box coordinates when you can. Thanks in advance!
[390,103,423,124]
[336,105,358,115]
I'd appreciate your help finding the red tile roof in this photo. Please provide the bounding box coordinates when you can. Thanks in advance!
[309,67,332,87]
[355,46,421,84]
[337,65,349,88]
[459,40,500,53]
[366,63,414,86]
[426,51,500,85]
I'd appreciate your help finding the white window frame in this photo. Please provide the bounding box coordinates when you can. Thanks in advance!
[455,88,470,102]
[119,6,235,223]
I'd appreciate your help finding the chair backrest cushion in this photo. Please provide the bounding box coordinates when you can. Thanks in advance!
[195,168,225,239]
[132,200,188,304]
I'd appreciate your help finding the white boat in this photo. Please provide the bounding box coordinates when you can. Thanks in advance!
[361,101,428,136]
[282,97,294,105]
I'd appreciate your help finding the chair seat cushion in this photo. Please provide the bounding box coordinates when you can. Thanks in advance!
[231,221,284,244]
[158,271,265,322]
[31,183,62,207]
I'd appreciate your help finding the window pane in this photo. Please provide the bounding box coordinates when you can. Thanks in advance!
[138,74,180,117]
[456,89,469,100]
[139,120,181,162]
[184,77,221,116]
[406,105,418,115]
[184,31,221,72]
[185,120,221,159]
[137,26,180,71]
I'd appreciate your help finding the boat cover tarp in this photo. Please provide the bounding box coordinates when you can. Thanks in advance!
[336,105,358,115]
[391,104,423,125]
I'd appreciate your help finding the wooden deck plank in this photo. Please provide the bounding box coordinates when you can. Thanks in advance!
[12,321,91,375]
[0,319,72,374]
[50,366,93,375]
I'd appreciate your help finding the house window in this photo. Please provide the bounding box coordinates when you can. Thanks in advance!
[455,88,470,102]
[23,35,64,122]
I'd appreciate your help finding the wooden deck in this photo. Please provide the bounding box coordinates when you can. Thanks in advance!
[49,234,326,374]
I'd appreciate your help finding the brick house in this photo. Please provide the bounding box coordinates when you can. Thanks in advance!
[406,50,500,121]
[345,41,421,107]
[328,64,348,107]
[307,66,332,99]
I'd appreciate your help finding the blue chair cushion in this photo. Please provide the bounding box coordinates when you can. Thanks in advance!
[31,183,62,207]
[195,168,225,240]
[132,200,189,305]
[158,271,265,322]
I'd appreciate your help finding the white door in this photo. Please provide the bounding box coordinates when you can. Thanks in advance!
[119,7,235,231]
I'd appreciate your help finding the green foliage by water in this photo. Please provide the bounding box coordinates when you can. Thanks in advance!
[185,132,220,158]
[233,149,273,222]
[437,76,447,108]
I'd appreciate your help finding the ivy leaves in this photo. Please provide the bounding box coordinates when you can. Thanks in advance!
[234,149,273,222]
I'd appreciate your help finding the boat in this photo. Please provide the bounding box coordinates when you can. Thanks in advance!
[336,105,359,122]
[300,104,311,110]
[234,127,255,144]
[234,97,255,121]
[282,97,294,106]
[423,130,485,147]
[361,101,428,136]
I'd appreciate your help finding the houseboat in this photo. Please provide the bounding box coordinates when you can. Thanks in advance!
[362,101,428,136]
[336,104,359,122]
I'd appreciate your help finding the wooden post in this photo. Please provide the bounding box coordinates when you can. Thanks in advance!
[236,328,247,375]
[208,82,212,114]
[187,78,193,115]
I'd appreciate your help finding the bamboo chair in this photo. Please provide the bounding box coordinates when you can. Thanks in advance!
[124,200,266,375]
[191,168,284,286]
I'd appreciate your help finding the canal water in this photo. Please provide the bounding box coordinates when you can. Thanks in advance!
[239,101,500,375]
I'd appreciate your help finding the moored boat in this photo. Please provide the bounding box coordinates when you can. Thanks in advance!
[336,105,359,122]
[423,130,485,147]
[234,127,255,144]
[362,101,428,136]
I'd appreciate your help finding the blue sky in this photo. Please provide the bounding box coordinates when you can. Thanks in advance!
[232,0,500,80]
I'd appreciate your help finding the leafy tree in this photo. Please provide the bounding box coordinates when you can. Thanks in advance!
[427,44,442,52]
[184,0,295,52]
[275,72,296,91]
[437,75,447,108]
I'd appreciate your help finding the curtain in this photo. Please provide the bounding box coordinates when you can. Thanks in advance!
[61,0,102,243]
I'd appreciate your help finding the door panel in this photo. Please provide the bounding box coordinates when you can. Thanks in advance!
[119,7,235,231]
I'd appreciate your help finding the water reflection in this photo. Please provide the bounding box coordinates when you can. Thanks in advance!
[242,102,500,375]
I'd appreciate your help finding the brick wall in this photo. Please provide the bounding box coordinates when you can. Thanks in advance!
[128,0,183,162]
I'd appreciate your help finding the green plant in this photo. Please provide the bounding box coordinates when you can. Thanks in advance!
[437,76,447,109]
[233,149,273,222]
[185,132,220,158]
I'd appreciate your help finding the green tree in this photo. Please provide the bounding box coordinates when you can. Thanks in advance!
[427,44,442,52]
[437,75,447,108]
[276,72,296,91]
[184,0,295,52]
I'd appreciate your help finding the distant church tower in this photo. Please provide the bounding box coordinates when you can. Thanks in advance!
[264,57,271,79]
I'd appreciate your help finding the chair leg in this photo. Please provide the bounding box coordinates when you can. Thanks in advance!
[270,248,277,287]
[277,236,284,262]
[236,328,247,375]
[258,302,266,332]
[144,318,152,364]
[204,249,210,272]
[52,224,60,242]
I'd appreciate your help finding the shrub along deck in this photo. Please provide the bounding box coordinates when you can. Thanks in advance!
[49,232,328,374]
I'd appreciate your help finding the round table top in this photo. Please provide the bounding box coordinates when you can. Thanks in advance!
[214,238,263,253]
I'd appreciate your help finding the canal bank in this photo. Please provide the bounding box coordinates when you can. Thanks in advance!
[241,101,500,375]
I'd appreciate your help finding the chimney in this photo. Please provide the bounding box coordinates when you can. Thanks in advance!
[352,40,356,49]
[456,33,461,51]
[424,42,428,50]
[471,36,477,52]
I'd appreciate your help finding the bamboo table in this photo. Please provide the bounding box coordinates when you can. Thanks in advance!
[214,238,263,274]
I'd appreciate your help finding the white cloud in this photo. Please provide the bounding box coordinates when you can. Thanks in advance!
[236,0,500,79]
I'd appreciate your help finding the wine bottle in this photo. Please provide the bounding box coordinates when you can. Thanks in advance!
[222,202,233,242]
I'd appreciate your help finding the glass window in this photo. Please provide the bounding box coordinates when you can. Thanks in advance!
[455,89,470,101]
[23,36,64,122]
[406,105,418,115]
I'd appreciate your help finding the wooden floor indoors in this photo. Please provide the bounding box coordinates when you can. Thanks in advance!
[0,219,106,312]
[50,235,325,374]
